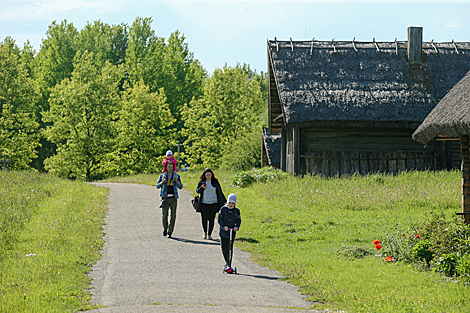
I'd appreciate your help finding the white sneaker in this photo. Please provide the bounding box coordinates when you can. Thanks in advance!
[203,234,207,239]
[208,236,213,240]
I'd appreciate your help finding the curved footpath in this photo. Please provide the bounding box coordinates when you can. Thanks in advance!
[90,183,322,312]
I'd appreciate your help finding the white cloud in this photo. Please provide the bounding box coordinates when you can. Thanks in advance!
[446,20,463,28]
[0,0,124,23]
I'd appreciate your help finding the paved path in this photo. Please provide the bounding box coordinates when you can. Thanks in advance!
[89,183,320,312]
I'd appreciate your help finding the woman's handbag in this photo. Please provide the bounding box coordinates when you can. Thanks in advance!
[191,195,200,212]
[160,198,167,208]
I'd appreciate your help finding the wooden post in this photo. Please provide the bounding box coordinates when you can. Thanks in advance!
[293,126,300,175]
[281,126,286,171]
[2,154,11,171]
[461,135,470,224]
[407,26,423,62]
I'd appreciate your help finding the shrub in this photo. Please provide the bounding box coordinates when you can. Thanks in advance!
[420,212,470,257]
[435,252,459,277]
[456,253,470,281]
[232,166,289,187]
[411,239,433,264]
[380,213,470,279]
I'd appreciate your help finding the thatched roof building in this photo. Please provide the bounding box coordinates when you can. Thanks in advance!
[412,70,470,224]
[412,70,470,144]
[266,27,470,176]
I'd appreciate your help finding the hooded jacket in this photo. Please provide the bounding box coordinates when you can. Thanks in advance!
[218,204,241,239]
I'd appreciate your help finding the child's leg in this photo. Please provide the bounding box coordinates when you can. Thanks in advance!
[221,237,230,265]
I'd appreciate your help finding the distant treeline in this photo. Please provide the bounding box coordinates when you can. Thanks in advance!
[0,17,267,180]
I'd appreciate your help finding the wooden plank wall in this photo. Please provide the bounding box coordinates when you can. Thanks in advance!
[268,55,283,135]
[461,135,470,224]
[291,126,450,176]
[285,127,294,174]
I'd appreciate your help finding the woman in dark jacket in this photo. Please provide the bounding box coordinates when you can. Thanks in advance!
[196,168,226,239]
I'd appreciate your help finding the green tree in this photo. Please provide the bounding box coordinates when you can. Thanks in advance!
[43,51,122,181]
[19,40,36,77]
[33,20,79,170]
[125,17,165,89]
[161,30,206,130]
[76,20,113,69]
[182,64,264,168]
[105,82,175,176]
[108,23,128,66]
[220,128,262,171]
[34,20,78,100]
[0,37,40,169]
[125,18,206,132]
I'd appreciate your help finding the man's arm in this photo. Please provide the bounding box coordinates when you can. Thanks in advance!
[156,174,165,188]
[176,175,183,189]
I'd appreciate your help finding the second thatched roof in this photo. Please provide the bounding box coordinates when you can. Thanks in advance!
[412,70,470,144]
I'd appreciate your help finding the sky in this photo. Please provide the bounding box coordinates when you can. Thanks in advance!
[1,0,469,74]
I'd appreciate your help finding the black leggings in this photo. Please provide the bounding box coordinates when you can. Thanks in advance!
[221,237,234,266]
[200,203,219,235]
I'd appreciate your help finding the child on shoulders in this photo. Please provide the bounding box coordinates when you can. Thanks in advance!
[162,150,177,173]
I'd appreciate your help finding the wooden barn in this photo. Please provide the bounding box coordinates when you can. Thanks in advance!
[413,70,470,224]
[263,27,470,176]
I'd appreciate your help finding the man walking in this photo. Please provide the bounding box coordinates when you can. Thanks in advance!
[156,161,183,238]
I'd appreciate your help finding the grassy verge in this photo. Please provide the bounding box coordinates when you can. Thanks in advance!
[0,171,108,312]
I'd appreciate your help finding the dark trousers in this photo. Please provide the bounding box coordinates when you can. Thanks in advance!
[161,197,177,235]
[221,237,234,266]
[200,203,219,235]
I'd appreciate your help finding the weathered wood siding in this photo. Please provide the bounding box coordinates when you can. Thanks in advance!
[268,51,283,135]
[284,126,460,176]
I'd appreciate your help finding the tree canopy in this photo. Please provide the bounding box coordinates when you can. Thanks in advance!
[0,37,40,170]
[0,17,267,178]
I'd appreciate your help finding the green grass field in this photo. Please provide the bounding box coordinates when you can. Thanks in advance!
[107,169,470,312]
[0,171,108,312]
[2,169,470,312]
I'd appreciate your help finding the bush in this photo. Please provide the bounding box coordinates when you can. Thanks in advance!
[232,166,289,187]
[421,212,470,257]
[456,253,470,281]
[380,213,470,279]
[435,252,459,277]
[411,239,433,264]
[220,129,261,171]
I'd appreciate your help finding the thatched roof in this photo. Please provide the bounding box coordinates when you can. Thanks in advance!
[262,127,281,165]
[412,70,470,144]
[269,39,470,127]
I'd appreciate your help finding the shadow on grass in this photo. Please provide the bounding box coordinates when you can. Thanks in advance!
[237,237,260,244]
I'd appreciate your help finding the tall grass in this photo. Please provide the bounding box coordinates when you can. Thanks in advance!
[232,170,470,312]
[0,171,107,312]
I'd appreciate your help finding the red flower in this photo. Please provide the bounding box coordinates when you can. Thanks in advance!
[375,244,382,250]
[373,239,380,245]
